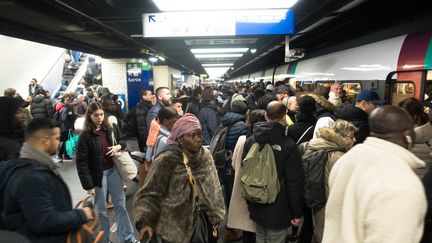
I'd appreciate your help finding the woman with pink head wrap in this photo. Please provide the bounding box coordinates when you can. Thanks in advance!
[134,113,225,242]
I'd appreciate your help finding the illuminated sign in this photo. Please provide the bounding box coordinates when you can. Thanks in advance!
[143,9,294,37]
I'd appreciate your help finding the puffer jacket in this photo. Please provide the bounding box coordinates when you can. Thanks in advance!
[242,121,304,228]
[136,100,153,145]
[221,112,248,150]
[30,94,54,119]
[413,122,432,177]
[133,144,225,243]
[75,124,126,190]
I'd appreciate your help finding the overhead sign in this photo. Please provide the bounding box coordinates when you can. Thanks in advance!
[143,9,294,37]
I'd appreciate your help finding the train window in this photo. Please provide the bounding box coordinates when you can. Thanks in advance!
[391,82,415,105]
[342,82,361,103]
[427,70,432,81]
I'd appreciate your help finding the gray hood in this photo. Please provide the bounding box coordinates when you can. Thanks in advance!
[19,142,60,176]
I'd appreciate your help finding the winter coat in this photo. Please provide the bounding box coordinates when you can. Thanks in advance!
[136,99,153,146]
[227,135,256,232]
[71,99,87,115]
[30,94,54,119]
[306,127,351,242]
[28,84,43,97]
[0,97,25,160]
[0,143,87,242]
[146,102,162,132]
[221,112,248,151]
[421,166,432,243]
[323,137,427,243]
[60,105,76,133]
[412,122,432,177]
[185,99,200,117]
[242,121,304,228]
[133,144,225,243]
[287,113,316,145]
[75,124,126,190]
[198,105,221,145]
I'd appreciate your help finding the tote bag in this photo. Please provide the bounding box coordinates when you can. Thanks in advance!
[65,131,79,157]
[111,133,137,181]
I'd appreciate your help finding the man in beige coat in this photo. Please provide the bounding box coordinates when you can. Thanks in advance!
[323,106,427,243]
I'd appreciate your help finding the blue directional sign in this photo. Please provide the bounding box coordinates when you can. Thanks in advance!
[143,9,295,37]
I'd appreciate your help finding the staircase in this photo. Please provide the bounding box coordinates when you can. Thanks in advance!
[54,53,87,99]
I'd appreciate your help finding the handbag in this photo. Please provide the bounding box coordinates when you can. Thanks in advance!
[181,152,210,243]
[66,196,104,243]
[65,130,79,157]
[111,132,137,181]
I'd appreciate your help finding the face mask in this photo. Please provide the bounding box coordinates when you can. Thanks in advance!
[405,135,414,151]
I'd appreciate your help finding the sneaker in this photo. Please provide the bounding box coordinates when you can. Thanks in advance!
[106,201,113,209]
[223,230,242,241]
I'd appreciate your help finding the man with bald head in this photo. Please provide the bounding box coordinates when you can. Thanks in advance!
[322,105,427,243]
[242,101,304,243]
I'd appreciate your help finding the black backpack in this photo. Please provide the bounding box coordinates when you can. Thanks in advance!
[124,107,137,138]
[302,148,341,209]
[209,125,230,168]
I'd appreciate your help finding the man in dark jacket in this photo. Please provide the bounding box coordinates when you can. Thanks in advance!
[0,97,26,161]
[28,78,43,97]
[146,87,172,131]
[288,95,317,145]
[198,92,221,145]
[58,94,76,160]
[243,101,304,242]
[136,89,154,152]
[0,118,92,242]
[220,94,249,241]
[30,89,55,119]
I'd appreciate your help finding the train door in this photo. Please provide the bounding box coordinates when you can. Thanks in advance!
[385,70,427,105]
[340,82,361,103]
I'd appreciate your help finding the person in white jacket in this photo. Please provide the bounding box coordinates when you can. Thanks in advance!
[322,105,427,243]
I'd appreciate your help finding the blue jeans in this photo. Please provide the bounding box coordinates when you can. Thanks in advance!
[95,167,135,243]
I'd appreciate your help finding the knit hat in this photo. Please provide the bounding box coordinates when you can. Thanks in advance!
[167,113,202,144]
[230,94,248,114]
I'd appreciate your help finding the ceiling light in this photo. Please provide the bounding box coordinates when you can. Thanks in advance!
[204,67,230,79]
[157,55,166,61]
[153,0,298,11]
[149,57,158,63]
[202,63,234,67]
[195,54,243,58]
[250,48,257,54]
[191,48,249,54]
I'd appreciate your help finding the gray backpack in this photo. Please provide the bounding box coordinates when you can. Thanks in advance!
[240,143,280,204]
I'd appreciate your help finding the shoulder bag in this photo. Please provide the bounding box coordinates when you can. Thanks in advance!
[111,132,137,181]
[181,152,211,243]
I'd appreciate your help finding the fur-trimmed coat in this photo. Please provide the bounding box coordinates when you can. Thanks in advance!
[133,144,225,243]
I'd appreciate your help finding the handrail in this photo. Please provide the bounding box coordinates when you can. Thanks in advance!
[39,49,67,87]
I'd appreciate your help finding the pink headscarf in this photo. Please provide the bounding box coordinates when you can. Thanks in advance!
[167,113,202,144]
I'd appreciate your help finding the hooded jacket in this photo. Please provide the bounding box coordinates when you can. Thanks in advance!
[287,112,316,145]
[334,103,369,144]
[0,143,87,242]
[30,94,54,119]
[221,112,248,151]
[133,144,225,243]
[0,97,25,160]
[242,121,304,228]
[412,122,432,177]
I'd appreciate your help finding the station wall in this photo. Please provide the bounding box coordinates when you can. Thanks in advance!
[0,35,65,97]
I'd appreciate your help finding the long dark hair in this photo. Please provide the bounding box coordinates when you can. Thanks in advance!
[398,97,430,126]
[84,102,111,131]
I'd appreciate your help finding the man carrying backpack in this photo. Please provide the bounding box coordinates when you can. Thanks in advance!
[242,101,304,243]
[302,120,357,242]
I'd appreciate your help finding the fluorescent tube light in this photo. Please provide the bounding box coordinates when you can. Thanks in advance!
[152,0,298,11]
[202,63,234,67]
[191,48,249,54]
[149,57,158,63]
[195,54,243,58]
[204,67,230,78]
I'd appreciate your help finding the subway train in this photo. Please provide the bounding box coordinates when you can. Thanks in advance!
[227,29,432,105]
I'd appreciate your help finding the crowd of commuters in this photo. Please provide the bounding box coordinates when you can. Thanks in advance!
[0,77,431,243]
